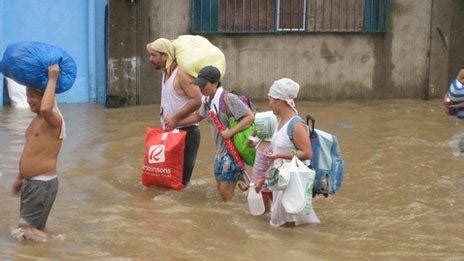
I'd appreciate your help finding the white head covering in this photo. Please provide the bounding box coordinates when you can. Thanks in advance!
[146,38,176,75]
[53,99,66,139]
[268,78,300,113]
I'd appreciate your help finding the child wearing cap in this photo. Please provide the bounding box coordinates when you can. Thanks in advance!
[248,111,278,212]
[178,65,255,201]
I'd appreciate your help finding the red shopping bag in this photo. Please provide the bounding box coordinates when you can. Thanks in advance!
[141,128,186,190]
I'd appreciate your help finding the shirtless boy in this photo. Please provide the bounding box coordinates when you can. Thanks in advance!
[11,64,65,242]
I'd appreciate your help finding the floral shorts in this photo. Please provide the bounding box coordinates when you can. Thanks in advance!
[214,153,241,184]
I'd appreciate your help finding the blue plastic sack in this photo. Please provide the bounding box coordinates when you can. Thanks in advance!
[0,41,77,93]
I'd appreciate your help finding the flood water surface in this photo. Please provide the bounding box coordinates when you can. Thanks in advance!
[1,99,463,259]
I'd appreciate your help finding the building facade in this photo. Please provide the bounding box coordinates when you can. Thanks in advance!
[0,0,108,106]
[112,0,463,106]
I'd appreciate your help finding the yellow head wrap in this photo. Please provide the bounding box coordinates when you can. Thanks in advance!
[146,38,175,75]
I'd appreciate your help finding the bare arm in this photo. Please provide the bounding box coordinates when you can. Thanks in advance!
[40,65,62,129]
[177,112,204,127]
[292,122,312,160]
[164,70,202,130]
[221,111,254,140]
[444,92,450,102]
[11,173,23,197]
[450,101,464,109]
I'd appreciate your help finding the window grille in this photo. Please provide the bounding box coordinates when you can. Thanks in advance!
[190,0,390,34]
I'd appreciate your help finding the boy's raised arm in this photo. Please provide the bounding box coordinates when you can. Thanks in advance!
[40,65,62,129]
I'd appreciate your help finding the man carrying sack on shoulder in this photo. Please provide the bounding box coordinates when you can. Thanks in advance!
[146,38,203,187]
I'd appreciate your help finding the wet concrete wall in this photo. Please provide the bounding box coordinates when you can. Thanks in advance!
[449,0,464,84]
[427,0,452,99]
[388,1,431,99]
[107,1,139,107]
[212,34,385,100]
[108,0,462,106]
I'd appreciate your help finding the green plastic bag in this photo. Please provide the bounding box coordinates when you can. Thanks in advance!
[228,119,256,166]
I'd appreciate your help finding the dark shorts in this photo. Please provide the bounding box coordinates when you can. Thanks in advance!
[179,125,201,185]
[20,178,58,230]
[214,153,241,184]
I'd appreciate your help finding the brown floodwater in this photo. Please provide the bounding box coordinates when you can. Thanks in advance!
[0,99,463,259]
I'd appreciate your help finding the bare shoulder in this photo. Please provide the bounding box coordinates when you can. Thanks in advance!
[177,68,194,86]
[294,121,307,131]
[38,115,62,137]
[175,68,202,100]
[293,121,309,137]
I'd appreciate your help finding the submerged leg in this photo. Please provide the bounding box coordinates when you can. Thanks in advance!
[11,225,48,242]
[218,182,236,201]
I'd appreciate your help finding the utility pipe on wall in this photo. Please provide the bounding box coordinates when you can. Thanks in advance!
[88,1,97,103]
[424,0,434,100]
[0,0,4,106]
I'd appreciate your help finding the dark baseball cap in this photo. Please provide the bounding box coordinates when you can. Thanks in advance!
[191,65,221,87]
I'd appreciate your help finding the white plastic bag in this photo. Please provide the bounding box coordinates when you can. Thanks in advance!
[6,77,28,108]
[282,156,315,214]
[265,158,292,191]
[247,183,265,216]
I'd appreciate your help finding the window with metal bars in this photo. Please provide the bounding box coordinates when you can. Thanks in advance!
[190,0,389,34]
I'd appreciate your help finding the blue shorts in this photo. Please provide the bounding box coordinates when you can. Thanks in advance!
[214,153,241,184]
